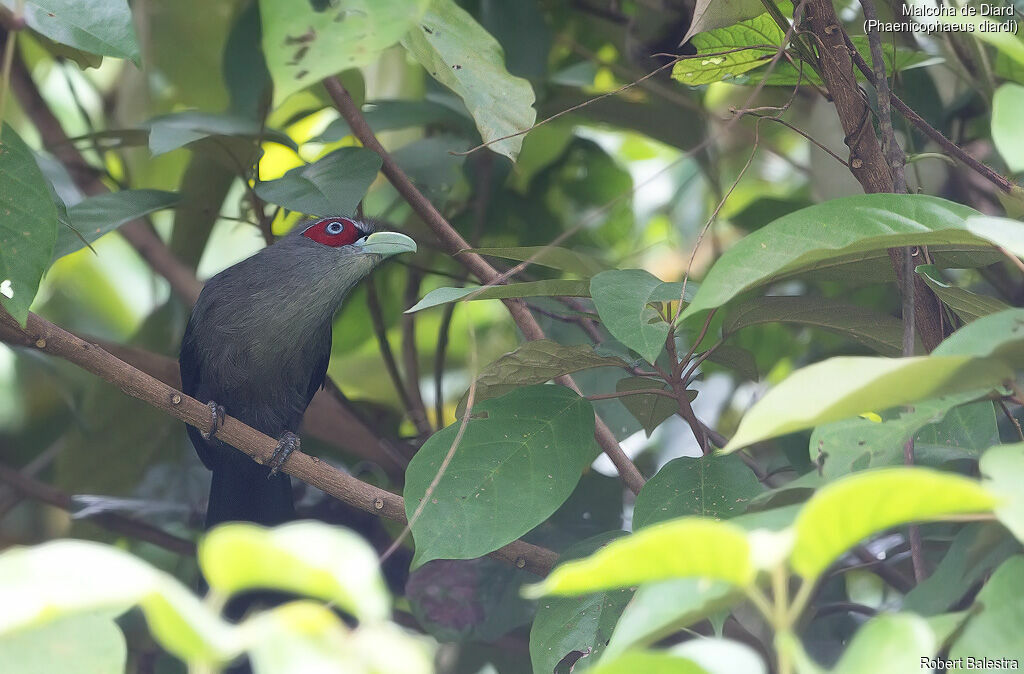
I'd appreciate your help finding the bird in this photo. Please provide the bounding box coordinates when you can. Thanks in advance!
[179,216,416,528]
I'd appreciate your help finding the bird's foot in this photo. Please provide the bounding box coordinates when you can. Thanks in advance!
[201,401,226,440]
[267,432,300,478]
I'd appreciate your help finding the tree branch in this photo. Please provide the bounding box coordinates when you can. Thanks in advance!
[323,77,646,495]
[802,0,945,351]
[0,309,558,576]
[0,461,196,557]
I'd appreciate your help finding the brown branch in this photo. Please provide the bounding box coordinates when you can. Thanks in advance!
[0,309,558,576]
[0,462,196,557]
[401,268,432,436]
[803,0,945,351]
[842,33,1015,195]
[323,77,646,495]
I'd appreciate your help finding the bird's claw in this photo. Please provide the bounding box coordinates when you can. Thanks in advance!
[267,432,300,478]
[201,401,226,440]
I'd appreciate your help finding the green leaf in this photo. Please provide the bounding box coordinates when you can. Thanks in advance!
[723,295,907,356]
[633,456,763,529]
[832,613,936,674]
[146,111,295,156]
[980,443,1024,544]
[462,340,627,408]
[704,344,759,381]
[586,650,711,674]
[400,0,537,160]
[667,639,767,674]
[681,0,764,43]
[465,246,610,277]
[672,14,784,86]
[615,377,685,437]
[0,612,126,674]
[260,0,430,105]
[916,264,1010,323]
[993,84,1024,173]
[0,125,58,326]
[406,280,590,313]
[523,518,754,598]
[809,391,989,481]
[0,539,237,662]
[198,522,389,622]
[244,604,434,674]
[949,556,1024,666]
[790,468,997,581]
[53,189,179,261]
[932,308,1024,367]
[603,579,738,661]
[591,270,686,364]
[253,147,382,217]
[905,524,1019,616]
[3,0,140,63]
[680,194,987,321]
[529,533,632,674]
[723,355,1011,452]
[404,385,596,566]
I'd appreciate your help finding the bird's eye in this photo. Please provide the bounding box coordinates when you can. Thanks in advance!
[303,217,362,247]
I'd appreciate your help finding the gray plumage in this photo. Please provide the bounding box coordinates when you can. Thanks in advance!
[179,217,415,526]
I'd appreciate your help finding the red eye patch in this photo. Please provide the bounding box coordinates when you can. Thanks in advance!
[302,217,362,247]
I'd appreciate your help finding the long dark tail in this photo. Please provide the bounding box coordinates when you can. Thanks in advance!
[205,451,295,528]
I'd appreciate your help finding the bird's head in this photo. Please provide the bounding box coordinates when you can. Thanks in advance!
[252,216,416,324]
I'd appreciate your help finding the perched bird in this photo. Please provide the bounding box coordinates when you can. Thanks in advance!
[179,217,416,528]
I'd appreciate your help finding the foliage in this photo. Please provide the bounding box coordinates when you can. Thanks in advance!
[1,0,1024,673]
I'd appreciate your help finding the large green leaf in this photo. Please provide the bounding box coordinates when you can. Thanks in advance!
[790,468,997,581]
[993,83,1024,173]
[980,443,1024,544]
[832,613,936,674]
[400,0,536,159]
[465,246,610,277]
[0,612,126,674]
[932,308,1024,366]
[523,518,754,598]
[632,455,763,529]
[199,522,389,622]
[916,264,1010,323]
[0,540,237,663]
[949,556,1024,666]
[529,533,631,674]
[253,147,382,217]
[404,385,596,566]
[808,391,989,481]
[681,194,991,321]
[0,125,58,325]
[462,340,627,407]
[2,0,139,63]
[723,295,906,356]
[260,0,429,104]
[54,190,180,261]
[406,280,590,313]
[723,355,1010,452]
[672,13,784,86]
[590,269,686,364]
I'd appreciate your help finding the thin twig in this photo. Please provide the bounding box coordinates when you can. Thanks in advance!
[0,461,195,556]
[586,388,677,401]
[401,269,433,436]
